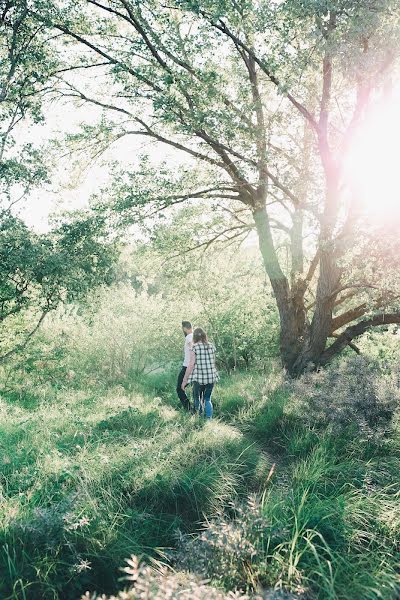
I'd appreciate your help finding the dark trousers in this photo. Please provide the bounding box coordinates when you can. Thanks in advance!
[176,366,190,411]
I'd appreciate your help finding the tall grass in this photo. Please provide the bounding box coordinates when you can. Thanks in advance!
[1,355,399,599]
[174,431,399,600]
[0,381,266,599]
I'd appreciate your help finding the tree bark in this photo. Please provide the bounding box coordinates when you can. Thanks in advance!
[320,313,400,364]
[253,205,306,373]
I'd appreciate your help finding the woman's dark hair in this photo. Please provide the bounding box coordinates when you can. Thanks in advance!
[193,327,209,344]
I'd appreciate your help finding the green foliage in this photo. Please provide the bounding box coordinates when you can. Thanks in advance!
[126,216,280,372]
[0,3,119,362]
[0,145,48,197]
[1,2,57,199]
[1,344,399,599]
[0,212,117,360]
[1,2,58,119]
[45,284,187,384]
[174,439,400,599]
[16,0,400,374]
[194,250,279,372]
[293,355,400,443]
[11,229,278,386]
[0,381,264,599]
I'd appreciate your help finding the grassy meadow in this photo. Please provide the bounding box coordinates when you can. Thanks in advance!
[0,232,399,600]
[1,351,399,599]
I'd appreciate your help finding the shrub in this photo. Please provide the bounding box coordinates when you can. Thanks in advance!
[292,355,400,443]
[82,555,300,600]
[173,492,337,597]
[174,495,279,591]
[38,285,191,385]
[115,241,280,374]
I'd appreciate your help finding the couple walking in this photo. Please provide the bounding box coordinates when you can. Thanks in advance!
[176,321,218,419]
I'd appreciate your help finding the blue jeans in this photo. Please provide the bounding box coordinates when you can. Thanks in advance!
[192,382,214,419]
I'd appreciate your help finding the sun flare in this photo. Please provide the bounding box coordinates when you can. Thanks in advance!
[345,94,400,220]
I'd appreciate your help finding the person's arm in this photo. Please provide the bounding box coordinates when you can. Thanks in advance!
[182,349,195,389]
[188,335,193,351]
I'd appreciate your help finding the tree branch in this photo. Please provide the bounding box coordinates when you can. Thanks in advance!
[317,11,337,186]
[321,312,400,364]
[329,333,361,355]
[30,12,164,93]
[59,78,256,194]
[164,224,251,261]
[305,250,319,286]
[207,16,319,132]
[122,186,242,221]
[0,309,49,363]
[330,302,368,332]
[333,289,359,308]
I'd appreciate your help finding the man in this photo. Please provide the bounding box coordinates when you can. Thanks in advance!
[176,321,193,411]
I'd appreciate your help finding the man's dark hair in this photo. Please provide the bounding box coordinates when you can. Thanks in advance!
[182,321,192,329]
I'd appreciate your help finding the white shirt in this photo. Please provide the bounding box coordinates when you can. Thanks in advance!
[183,332,193,367]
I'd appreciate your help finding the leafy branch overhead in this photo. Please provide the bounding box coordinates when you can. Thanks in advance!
[4,0,400,373]
[0,3,117,360]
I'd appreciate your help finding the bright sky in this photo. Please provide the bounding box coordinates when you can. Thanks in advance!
[17,94,183,232]
[16,100,107,231]
[16,80,400,232]
[344,88,400,222]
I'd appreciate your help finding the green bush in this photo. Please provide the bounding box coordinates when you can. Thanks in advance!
[37,285,191,385]
[113,242,279,374]
[293,355,400,443]
[8,241,279,391]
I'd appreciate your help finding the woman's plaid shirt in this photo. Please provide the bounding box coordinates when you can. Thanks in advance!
[189,342,219,385]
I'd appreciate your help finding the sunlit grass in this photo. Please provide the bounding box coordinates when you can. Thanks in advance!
[0,361,399,599]
[0,379,266,598]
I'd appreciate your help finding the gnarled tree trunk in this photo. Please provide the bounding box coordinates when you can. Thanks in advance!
[253,205,310,374]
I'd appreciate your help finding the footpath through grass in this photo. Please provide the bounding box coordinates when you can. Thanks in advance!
[0,373,268,599]
[0,368,399,599]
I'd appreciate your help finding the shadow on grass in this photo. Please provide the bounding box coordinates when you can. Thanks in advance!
[0,382,269,600]
[0,388,44,410]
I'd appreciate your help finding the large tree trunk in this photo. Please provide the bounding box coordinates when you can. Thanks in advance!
[290,248,341,374]
[253,197,343,376]
[253,206,307,374]
[290,169,342,370]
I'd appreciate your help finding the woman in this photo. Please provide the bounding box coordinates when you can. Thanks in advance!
[181,327,218,419]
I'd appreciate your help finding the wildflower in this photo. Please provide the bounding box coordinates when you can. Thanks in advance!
[74,559,92,573]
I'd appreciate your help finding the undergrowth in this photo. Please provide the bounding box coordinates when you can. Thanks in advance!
[0,355,399,599]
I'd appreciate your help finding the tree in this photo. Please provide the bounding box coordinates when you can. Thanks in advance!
[0,2,117,360]
[0,211,117,361]
[29,0,400,374]
[1,0,60,188]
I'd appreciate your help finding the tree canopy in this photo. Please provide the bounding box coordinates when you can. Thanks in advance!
[2,0,400,372]
[0,2,117,360]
